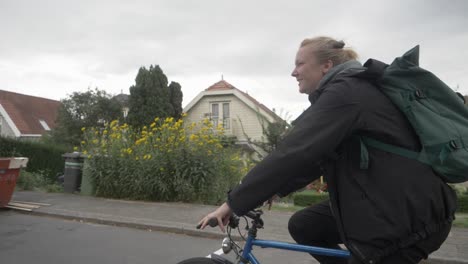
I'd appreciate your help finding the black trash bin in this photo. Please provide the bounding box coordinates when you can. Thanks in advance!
[62,152,85,193]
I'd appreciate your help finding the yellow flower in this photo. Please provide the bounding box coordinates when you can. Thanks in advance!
[83,150,88,155]
[126,148,133,154]
[110,120,119,128]
[150,122,156,128]
[154,117,160,122]
[92,139,98,144]
[103,130,108,135]
[81,127,86,132]
[135,138,146,145]
[73,146,78,151]
[81,141,86,145]
[87,155,92,159]
[181,112,188,117]
[135,157,140,161]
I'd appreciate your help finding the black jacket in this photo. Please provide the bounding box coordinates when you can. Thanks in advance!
[226,64,457,262]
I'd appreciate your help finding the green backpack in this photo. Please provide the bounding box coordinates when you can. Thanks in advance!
[357,45,468,183]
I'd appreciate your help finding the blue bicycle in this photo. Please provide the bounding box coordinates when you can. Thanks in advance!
[178,210,350,264]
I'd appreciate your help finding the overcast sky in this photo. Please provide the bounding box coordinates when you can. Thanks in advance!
[1,0,467,119]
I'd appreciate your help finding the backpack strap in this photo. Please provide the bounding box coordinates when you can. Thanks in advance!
[358,135,468,170]
[358,136,424,170]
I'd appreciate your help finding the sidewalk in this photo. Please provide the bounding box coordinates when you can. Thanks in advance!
[9,191,468,264]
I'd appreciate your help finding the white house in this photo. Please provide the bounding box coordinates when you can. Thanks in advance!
[0,90,61,140]
[183,80,283,158]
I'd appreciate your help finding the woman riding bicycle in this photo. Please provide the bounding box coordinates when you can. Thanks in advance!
[198,36,457,264]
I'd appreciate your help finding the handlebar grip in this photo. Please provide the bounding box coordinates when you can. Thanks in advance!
[196,218,219,229]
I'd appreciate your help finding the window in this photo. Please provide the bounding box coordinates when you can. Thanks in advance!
[211,103,219,127]
[222,103,230,129]
[39,119,51,131]
[122,107,129,118]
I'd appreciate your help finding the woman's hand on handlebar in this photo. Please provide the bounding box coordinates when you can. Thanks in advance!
[197,202,232,233]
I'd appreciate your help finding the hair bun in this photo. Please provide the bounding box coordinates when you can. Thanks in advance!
[333,40,345,49]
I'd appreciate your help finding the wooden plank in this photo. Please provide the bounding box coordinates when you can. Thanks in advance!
[4,205,32,212]
[11,200,51,206]
[8,202,41,209]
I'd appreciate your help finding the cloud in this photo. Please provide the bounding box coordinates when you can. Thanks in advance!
[0,0,467,118]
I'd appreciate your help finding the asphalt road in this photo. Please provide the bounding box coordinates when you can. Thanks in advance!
[0,210,318,264]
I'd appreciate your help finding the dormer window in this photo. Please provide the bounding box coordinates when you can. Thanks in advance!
[39,119,51,131]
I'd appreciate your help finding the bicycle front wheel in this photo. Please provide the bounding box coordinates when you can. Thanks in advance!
[177,256,233,264]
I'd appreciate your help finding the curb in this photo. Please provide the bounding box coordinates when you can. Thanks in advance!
[18,209,243,241]
[16,209,468,264]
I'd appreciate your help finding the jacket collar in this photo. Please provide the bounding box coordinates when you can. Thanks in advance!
[308,60,363,104]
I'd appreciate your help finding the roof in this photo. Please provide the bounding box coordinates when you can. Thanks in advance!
[113,93,130,106]
[0,90,61,136]
[203,80,281,121]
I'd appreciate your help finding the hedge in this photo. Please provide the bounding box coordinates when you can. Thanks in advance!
[458,195,468,213]
[0,136,68,182]
[293,190,328,206]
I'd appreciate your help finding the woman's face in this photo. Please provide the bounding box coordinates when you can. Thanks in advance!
[291,45,333,94]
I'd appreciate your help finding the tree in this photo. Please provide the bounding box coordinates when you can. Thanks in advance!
[169,81,183,118]
[46,88,123,147]
[238,108,291,159]
[127,65,183,127]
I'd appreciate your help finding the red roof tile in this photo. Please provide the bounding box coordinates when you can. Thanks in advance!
[205,80,281,121]
[0,90,61,135]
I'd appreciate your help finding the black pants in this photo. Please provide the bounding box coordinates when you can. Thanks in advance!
[288,200,451,264]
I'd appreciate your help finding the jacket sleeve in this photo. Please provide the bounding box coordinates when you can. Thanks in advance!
[227,82,363,216]
[275,165,322,197]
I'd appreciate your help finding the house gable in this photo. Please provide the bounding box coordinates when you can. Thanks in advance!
[0,90,61,137]
[184,80,283,143]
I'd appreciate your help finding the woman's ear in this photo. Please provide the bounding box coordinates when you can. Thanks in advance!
[321,60,334,75]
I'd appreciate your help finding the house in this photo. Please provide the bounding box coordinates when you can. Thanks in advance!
[0,90,61,140]
[183,80,283,158]
[113,93,130,118]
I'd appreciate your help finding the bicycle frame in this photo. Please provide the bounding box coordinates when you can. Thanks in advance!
[236,226,350,264]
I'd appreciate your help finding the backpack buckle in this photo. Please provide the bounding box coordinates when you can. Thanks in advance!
[450,140,460,149]
[415,89,425,99]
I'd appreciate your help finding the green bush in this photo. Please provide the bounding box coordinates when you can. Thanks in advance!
[293,190,328,206]
[450,184,467,197]
[16,170,63,192]
[458,195,468,213]
[80,117,249,204]
[0,137,67,182]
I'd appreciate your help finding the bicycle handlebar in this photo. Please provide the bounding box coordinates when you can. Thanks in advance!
[196,210,263,229]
